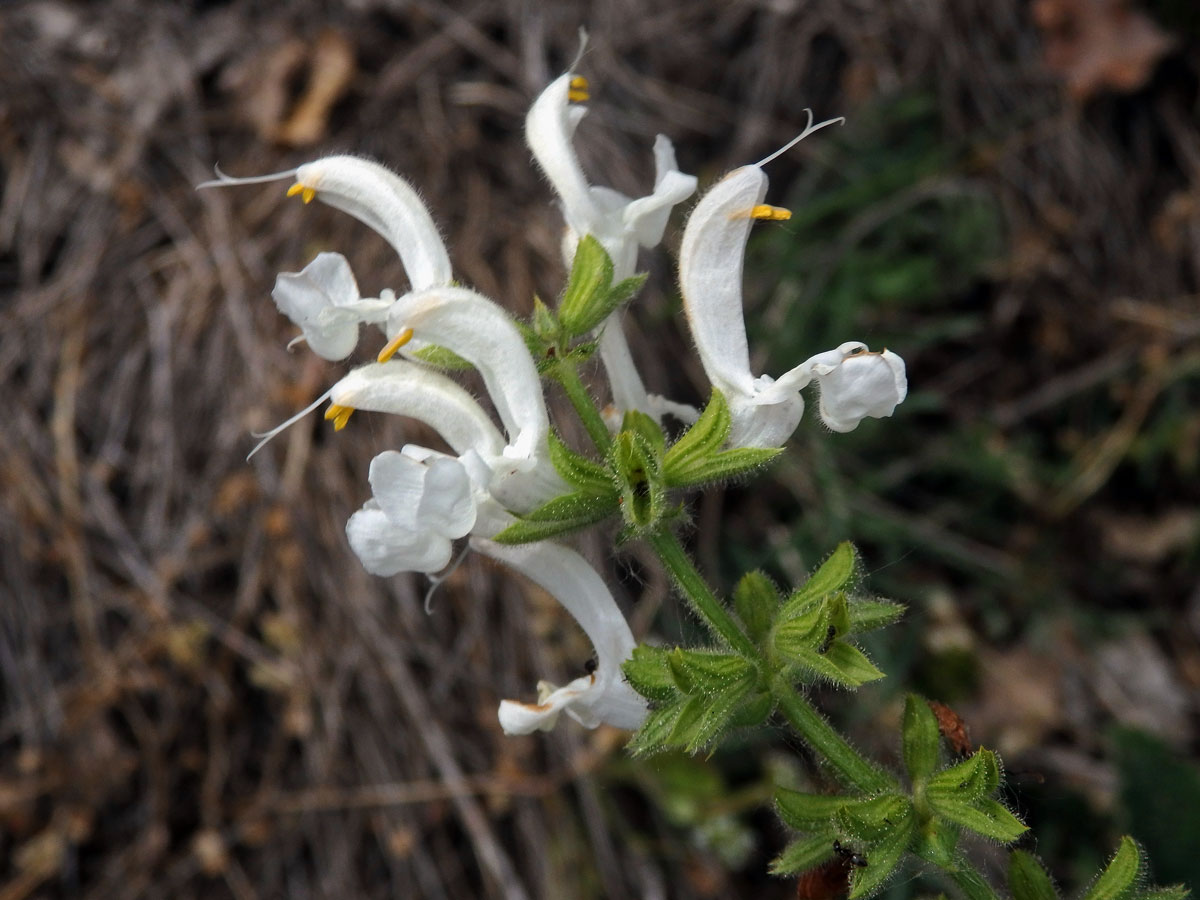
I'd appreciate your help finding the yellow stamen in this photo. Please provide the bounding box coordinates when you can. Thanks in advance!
[324,404,355,431]
[567,75,590,103]
[287,182,316,204]
[376,327,415,363]
[749,204,792,221]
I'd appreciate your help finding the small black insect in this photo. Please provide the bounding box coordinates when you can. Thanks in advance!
[818,625,837,654]
[583,657,598,675]
[833,840,868,868]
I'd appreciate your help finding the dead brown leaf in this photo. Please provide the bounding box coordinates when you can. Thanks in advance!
[1032,0,1175,100]
[273,29,356,147]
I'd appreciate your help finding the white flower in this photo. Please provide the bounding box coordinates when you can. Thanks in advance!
[679,129,907,447]
[382,286,550,470]
[326,360,564,516]
[347,449,477,576]
[475,538,647,734]
[202,155,453,361]
[288,155,451,292]
[271,252,391,360]
[526,72,698,418]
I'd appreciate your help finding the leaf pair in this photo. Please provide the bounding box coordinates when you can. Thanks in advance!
[622,646,771,755]
[773,789,916,898]
[766,544,903,689]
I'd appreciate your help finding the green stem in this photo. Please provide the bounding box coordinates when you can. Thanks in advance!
[647,529,759,660]
[772,680,895,794]
[555,362,612,453]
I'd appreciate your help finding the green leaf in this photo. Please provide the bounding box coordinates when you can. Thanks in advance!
[835,795,911,842]
[770,832,838,876]
[532,294,560,342]
[610,430,667,533]
[1084,838,1143,900]
[849,807,915,899]
[661,390,732,480]
[489,491,617,544]
[848,598,906,634]
[776,633,885,689]
[902,695,941,783]
[622,409,666,457]
[927,796,1027,843]
[410,343,474,370]
[665,695,708,747]
[727,690,774,728]
[1131,888,1190,900]
[546,432,612,494]
[663,446,782,488]
[682,674,757,752]
[733,571,780,644]
[1009,851,1059,900]
[558,235,615,336]
[823,642,886,686]
[627,698,690,756]
[775,789,854,830]
[927,750,992,805]
[565,271,649,337]
[622,646,680,703]
[788,542,857,609]
[666,649,753,694]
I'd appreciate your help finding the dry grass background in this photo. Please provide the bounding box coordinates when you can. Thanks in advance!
[1,1,1198,898]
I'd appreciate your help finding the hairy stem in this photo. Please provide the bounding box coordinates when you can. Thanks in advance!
[555,362,612,453]
[772,679,895,794]
[647,528,759,660]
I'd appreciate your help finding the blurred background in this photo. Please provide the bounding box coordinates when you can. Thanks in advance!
[2,1,1198,897]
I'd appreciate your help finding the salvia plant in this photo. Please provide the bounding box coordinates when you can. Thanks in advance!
[202,55,1188,900]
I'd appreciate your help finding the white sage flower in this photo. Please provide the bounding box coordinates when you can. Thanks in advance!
[271,252,392,360]
[526,71,698,418]
[202,155,452,360]
[347,448,477,576]
[475,538,647,734]
[679,121,907,447]
[381,286,550,470]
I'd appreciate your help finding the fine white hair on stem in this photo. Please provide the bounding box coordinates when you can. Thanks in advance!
[754,110,846,168]
[246,387,334,460]
[196,163,300,190]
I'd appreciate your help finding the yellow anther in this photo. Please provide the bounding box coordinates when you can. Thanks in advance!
[287,182,316,204]
[324,404,355,431]
[750,204,792,221]
[567,75,590,103]
[376,327,415,363]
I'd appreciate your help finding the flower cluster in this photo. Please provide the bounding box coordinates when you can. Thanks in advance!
[202,66,906,737]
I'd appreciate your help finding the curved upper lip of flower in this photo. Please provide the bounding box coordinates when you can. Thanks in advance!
[292,155,452,292]
[329,361,508,460]
[679,158,908,445]
[384,286,550,468]
[526,73,699,273]
[525,72,698,421]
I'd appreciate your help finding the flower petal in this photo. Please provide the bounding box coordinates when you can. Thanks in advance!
[272,252,363,360]
[293,156,452,291]
[814,348,908,433]
[623,136,698,248]
[475,538,647,734]
[385,287,548,467]
[329,362,507,460]
[679,166,765,401]
[526,74,595,238]
[346,504,453,575]
[497,676,593,734]
[369,450,476,538]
